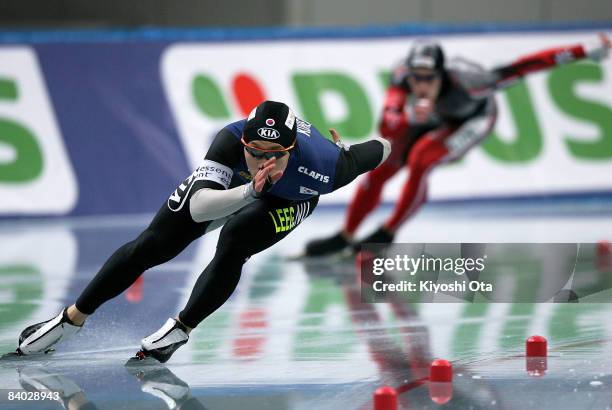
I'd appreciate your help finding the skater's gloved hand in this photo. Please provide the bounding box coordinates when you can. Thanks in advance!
[329,128,348,150]
[586,33,611,61]
[412,98,434,123]
[252,158,283,198]
[599,33,611,55]
[380,109,408,138]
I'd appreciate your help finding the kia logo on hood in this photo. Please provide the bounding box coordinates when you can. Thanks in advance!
[257,127,280,139]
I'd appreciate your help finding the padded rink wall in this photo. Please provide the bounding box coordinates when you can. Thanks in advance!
[0,23,611,217]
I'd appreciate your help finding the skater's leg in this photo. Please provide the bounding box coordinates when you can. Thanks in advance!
[73,160,237,319]
[340,136,399,237]
[16,202,212,356]
[74,204,210,315]
[179,195,319,328]
[344,159,401,236]
[384,103,497,232]
[16,161,232,356]
[132,195,318,363]
[382,131,449,232]
[304,137,393,256]
[352,128,451,249]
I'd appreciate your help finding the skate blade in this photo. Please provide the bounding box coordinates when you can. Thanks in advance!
[1,348,55,362]
[125,351,163,368]
[0,351,22,361]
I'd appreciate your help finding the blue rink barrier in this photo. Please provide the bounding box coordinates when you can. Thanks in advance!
[0,21,610,43]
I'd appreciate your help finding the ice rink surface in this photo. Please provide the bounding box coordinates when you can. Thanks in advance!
[1,200,612,409]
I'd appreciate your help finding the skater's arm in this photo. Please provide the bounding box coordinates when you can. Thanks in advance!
[189,183,257,223]
[492,33,611,89]
[379,86,409,139]
[188,128,280,223]
[379,63,410,138]
[332,129,391,191]
[190,158,281,223]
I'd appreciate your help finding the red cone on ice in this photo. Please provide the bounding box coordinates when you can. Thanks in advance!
[373,386,397,410]
[526,335,547,357]
[430,359,452,382]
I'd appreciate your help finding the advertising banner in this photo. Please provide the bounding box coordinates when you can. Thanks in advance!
[0,27,610,216]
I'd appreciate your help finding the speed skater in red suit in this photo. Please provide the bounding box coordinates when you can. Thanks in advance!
[304,33,611,256]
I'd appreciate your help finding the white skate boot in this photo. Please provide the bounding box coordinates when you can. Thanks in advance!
[14,308,82,356]
[127,318,189,365]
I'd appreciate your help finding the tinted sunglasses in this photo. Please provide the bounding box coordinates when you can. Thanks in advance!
[409,72,439,83]
[241,137,295,160]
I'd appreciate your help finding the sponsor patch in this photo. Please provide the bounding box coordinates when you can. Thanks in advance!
[268,201,311,234]
[266,118,275,126]
[296,119,311,137]
[298,166,329,183]
[257,127,280,140]
[299,186,319,195]
[168,160,233,212]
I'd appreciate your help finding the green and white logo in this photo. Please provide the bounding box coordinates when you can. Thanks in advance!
[0,47,77,215]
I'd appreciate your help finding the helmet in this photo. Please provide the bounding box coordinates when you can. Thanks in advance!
[243,100,297,148]
[406,41,445,72]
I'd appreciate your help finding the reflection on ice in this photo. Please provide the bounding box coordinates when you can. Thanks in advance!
[0,210,611,408]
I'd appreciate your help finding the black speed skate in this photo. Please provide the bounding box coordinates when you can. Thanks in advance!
[304,231,352,257]
[353,226,395,252]
[126,318,189,366]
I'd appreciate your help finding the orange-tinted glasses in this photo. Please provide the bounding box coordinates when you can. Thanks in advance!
[240,136,296,160]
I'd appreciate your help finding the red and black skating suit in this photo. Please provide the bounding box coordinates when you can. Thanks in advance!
[345,41,604,235]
